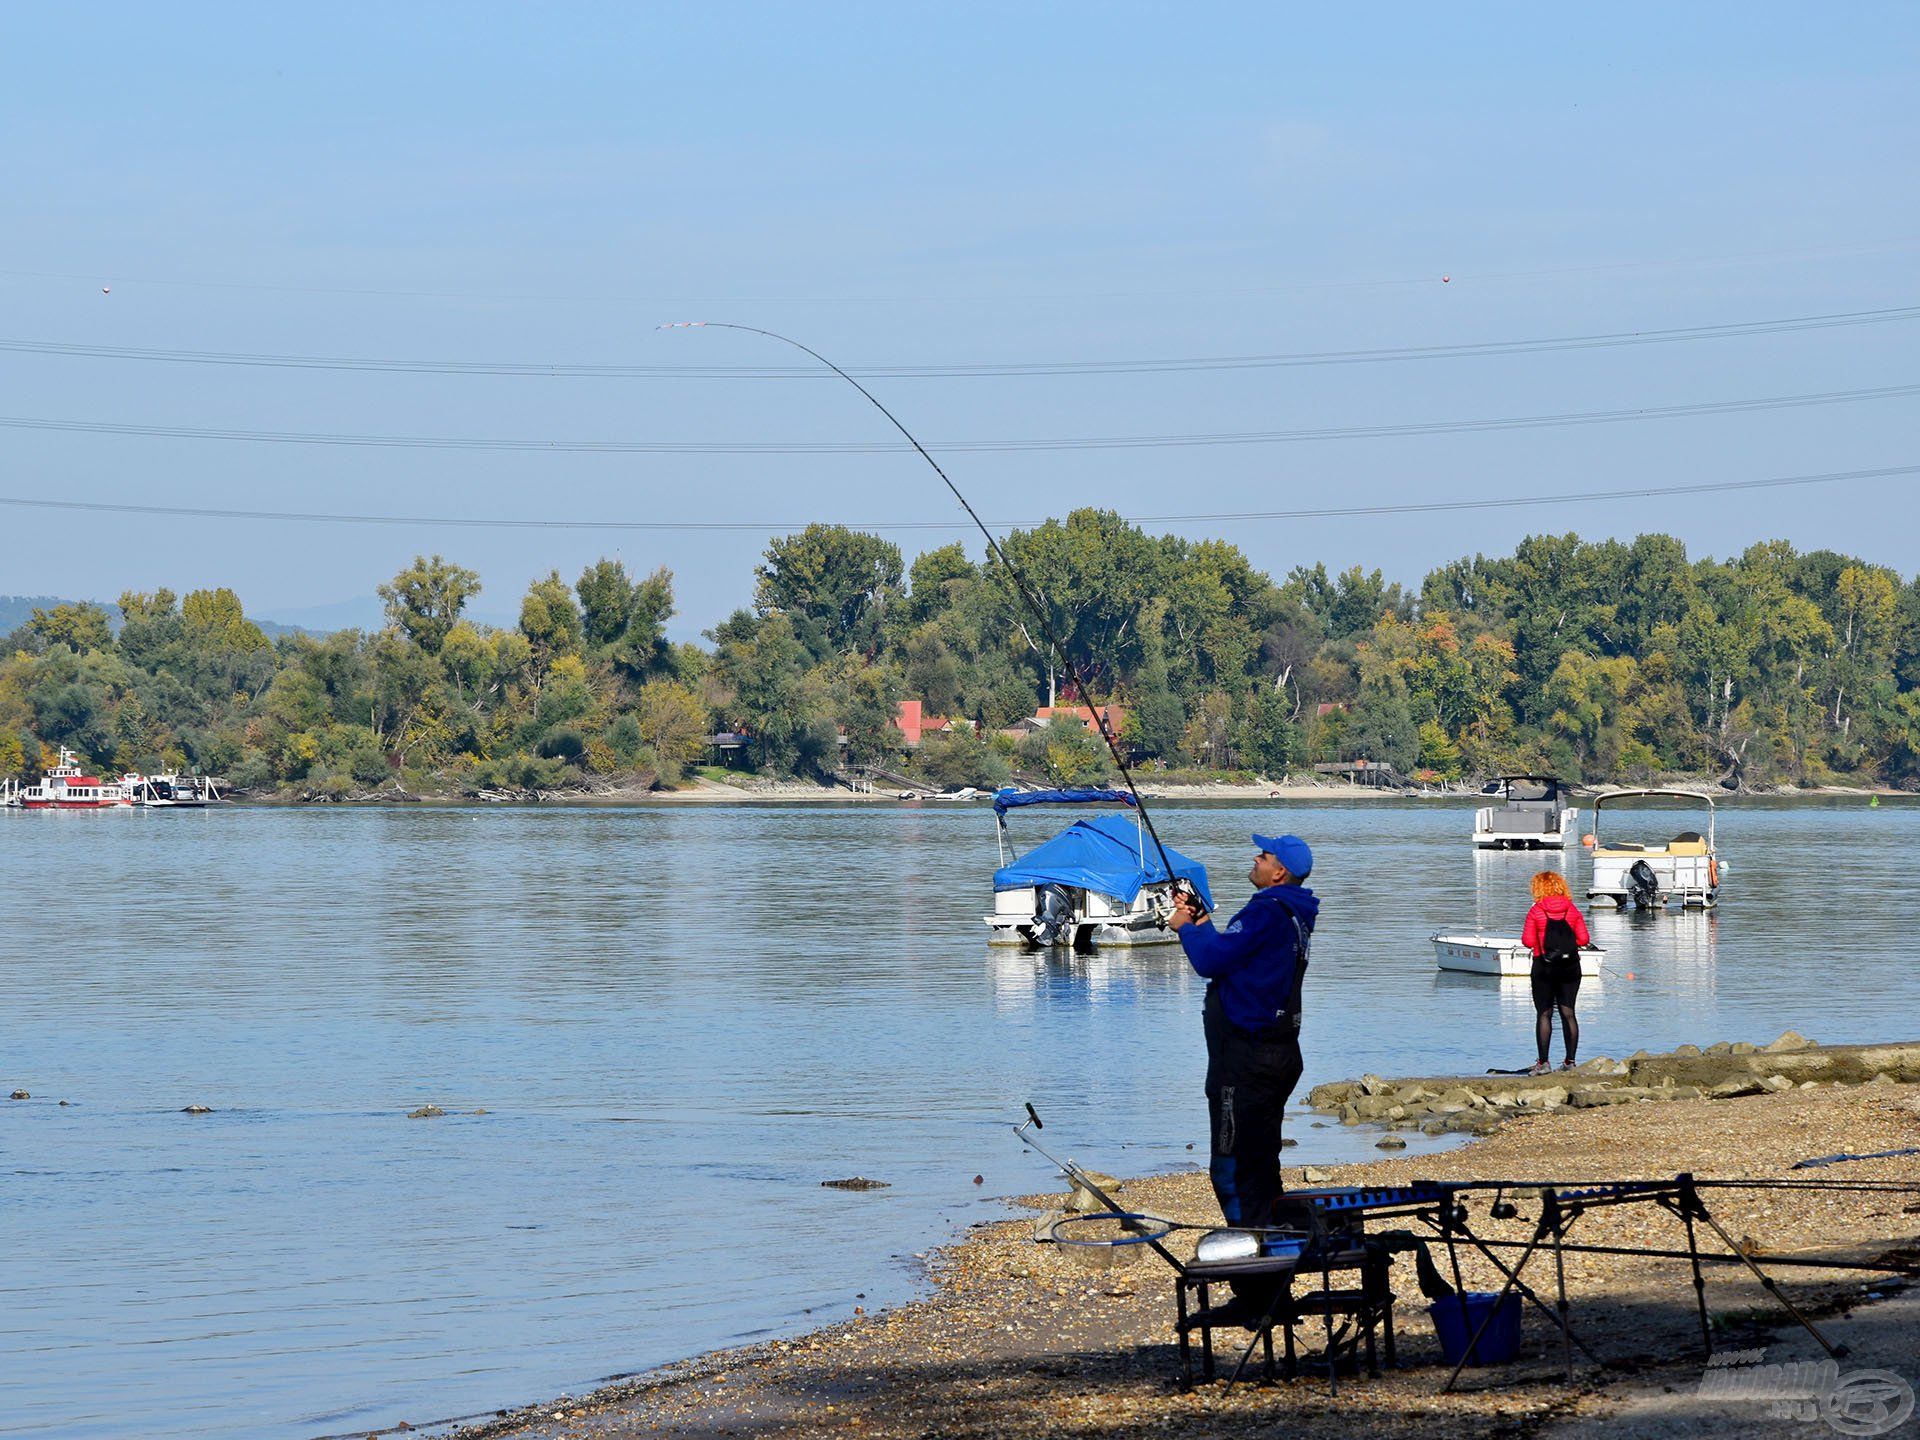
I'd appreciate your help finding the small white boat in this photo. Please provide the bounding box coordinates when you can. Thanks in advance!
[1432,932,1604,978]
[1473,775,1578,849]
[1585,789,1724,910]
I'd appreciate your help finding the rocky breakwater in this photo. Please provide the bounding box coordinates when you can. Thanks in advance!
[1306,1032,1920,1143]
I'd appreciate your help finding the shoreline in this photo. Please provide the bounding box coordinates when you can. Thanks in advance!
[240,776,1918,807]
[441,1077,1920,1440]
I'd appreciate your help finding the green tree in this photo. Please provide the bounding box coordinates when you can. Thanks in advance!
[29,603,113,653]
[901,624,963,716]
[181,588,269,652]
[755,525,903,652]
[1237,685,1298,778]
[636,678,709,782]
[1346,678,1417,772]
[1416,719,1463,779]
[378,555,481,655]
[519,571,584,674]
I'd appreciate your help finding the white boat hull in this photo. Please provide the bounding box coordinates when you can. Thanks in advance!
[1432,932,1604,977]
[1473,806,1579,849]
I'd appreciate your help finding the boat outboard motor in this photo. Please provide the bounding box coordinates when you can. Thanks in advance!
[1628,858,1662,910]
[1031,883,1075,948]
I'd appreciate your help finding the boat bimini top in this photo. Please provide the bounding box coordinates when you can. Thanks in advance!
[989,788,1213,909]
[1487,774,1568,803]
[1587,788,1716,856]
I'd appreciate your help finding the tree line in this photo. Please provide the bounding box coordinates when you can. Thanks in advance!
[5,513,1919,796]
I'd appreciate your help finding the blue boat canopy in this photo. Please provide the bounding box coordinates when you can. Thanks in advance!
[992,811,1214,909]
[992,786,1137,816]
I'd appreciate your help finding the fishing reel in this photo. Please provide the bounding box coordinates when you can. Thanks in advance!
[1167,878,1208,925]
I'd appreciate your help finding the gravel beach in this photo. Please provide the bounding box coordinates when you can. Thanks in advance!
[443,1083,1920,1440]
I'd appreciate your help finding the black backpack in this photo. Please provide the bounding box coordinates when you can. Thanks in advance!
[1542,915,1581,971]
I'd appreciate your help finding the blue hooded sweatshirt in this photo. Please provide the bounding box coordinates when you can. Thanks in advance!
[1176,883,1321,1036]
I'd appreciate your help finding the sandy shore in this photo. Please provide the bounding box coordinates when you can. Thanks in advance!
[442,1082,1919,1440]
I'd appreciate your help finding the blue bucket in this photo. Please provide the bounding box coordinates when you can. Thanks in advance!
[1428,1291,1522,1366]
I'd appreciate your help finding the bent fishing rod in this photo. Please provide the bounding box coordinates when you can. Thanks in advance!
[663,321,1199,912]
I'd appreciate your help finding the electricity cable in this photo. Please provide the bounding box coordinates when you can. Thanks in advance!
[4,233,1914,302]
[4,303,1916,378]
[0,462,1912,533]
[2,379,1914,454]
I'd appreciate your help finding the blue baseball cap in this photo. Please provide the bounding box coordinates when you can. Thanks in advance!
[1252,832,1313,880]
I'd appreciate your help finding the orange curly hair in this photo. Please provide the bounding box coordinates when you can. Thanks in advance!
[1531,871,1570,900]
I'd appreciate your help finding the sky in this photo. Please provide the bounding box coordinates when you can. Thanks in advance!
[2,4,1917,639]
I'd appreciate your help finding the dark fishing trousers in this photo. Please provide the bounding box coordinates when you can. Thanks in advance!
[1203,988,1305,1229]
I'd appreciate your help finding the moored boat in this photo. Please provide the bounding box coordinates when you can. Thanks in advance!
[1,748,132,809]
[984,787,1212,950]
[121,772,228,808]
[1432,931,1604,977]
[1472,775,1578,849]
[1584,788,1724,909]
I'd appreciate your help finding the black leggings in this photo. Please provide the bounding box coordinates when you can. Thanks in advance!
[1531,961,1581,1064]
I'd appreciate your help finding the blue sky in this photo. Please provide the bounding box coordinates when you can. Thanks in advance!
[3,4,1917,636]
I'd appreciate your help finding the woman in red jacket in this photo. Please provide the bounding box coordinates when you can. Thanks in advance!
[1522,871,1591,1074]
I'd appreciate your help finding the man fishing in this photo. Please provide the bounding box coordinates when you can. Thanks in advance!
[1169,833,1319,1325]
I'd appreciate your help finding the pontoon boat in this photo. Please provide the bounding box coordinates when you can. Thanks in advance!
[984,788,1212,950]
[1472,775,1578,849]
[1585,789,1724,909]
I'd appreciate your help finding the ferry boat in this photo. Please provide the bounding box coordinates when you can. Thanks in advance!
[121,772,228,808]
[2,748,132,809]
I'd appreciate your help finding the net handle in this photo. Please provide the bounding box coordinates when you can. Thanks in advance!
[1047,1212,1177,1247]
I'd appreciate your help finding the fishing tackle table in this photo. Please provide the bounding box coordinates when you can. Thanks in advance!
[1174,1235,1400,1391]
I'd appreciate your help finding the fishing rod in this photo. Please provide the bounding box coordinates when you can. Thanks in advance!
[663,321,1201,914]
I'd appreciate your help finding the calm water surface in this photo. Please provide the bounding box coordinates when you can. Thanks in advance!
[3,799,1914,1437]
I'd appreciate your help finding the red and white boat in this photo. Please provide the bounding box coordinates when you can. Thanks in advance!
[3,748,132,809]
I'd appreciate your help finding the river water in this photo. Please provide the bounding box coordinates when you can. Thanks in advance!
[2,798,1912,1438]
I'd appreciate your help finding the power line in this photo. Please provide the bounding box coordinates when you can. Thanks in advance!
[2,380,1914,455]
[4,304,1917,379]
[2,235,1914,304]
[0,463,1910,533]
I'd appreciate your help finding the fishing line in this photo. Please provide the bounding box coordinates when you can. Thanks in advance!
[664,322,1191,898]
